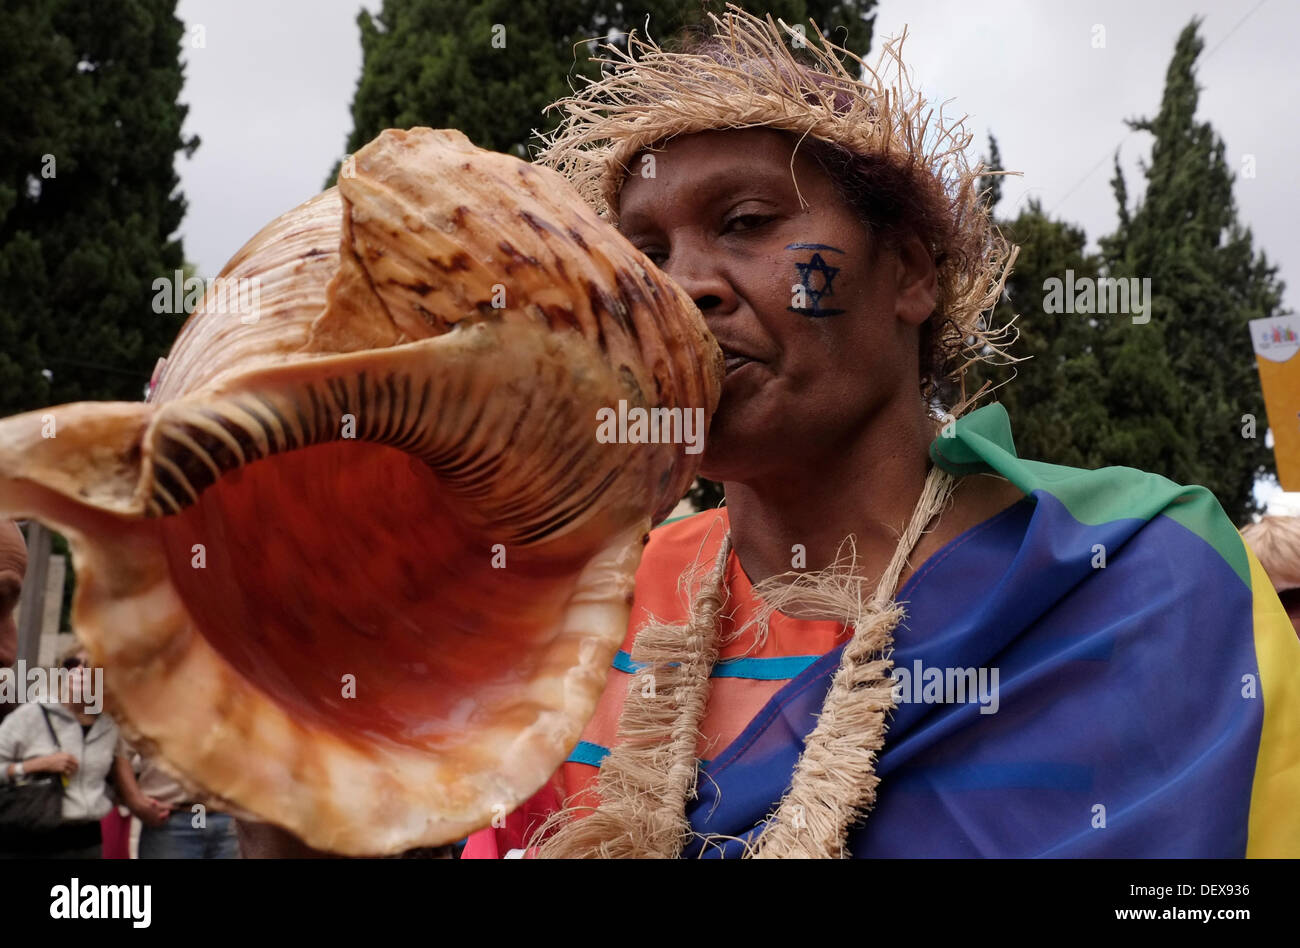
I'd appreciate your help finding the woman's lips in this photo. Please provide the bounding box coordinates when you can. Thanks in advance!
[719,344,764,376]
[723,354,756,375]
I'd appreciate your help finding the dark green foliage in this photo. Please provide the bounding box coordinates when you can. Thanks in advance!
[978,133,1003,212]
[970,199,1110,470]
[329,0,876,186]
[0,0,196,415]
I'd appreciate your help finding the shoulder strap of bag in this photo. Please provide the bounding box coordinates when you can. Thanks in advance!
[38,706,61,751]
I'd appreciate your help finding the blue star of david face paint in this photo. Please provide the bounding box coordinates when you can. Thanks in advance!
[785,243,846,317]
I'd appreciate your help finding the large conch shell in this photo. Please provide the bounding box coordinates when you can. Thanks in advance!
[0,128,722,854]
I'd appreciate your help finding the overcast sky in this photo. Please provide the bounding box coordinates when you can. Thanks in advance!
[173,0,1296,313]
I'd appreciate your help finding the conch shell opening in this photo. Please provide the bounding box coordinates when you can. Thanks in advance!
[0,128,722,854]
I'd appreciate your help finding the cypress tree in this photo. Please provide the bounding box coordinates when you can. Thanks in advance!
[970,200,1112,469]
[1097,19,1284,523]
[0,0,196,415]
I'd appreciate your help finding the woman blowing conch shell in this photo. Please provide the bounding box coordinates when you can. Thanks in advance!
[463,7,1300,858]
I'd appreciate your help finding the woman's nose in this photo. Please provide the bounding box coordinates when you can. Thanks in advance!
[662,256,735,316]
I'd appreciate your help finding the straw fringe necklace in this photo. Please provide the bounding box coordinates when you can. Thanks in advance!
[534,465,956,858]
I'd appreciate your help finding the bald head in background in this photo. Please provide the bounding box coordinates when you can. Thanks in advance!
[1242,516,1300,637]
[0,521,26,667]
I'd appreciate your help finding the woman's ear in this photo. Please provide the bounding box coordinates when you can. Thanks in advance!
[893,233,938,327]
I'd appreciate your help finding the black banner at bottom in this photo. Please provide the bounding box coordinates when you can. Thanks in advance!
[0,857,1285,934]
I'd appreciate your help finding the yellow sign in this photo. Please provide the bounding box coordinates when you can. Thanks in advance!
[1251,315,1300,490]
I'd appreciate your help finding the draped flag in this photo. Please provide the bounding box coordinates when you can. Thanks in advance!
[465,404,1300,858]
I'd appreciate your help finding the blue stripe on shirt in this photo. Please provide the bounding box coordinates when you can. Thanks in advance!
[565,740,711,769]
[611,649,821,681]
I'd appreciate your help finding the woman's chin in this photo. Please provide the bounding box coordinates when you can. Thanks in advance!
[699,430,763,484]
[696,443,731,483]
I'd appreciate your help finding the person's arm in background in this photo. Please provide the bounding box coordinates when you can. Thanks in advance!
[109,752,170,827]
[0,520,27,669]
[0,705,76,780]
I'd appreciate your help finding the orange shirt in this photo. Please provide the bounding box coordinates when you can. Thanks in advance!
[463,507,850,855]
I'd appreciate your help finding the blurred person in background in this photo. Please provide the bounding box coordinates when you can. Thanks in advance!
[131,749,240,859]
[1242,516,1300,637]
[0,645,167,858]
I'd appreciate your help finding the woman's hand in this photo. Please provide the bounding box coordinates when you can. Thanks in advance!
[24,752,78,776]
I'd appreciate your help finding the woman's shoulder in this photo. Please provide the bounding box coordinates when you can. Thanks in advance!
[4,700,47,721]
[0,699,47,735]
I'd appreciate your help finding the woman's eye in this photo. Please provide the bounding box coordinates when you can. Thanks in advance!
[723,214,773,234]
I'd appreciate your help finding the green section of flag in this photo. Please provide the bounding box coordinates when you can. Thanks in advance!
[933,403,1250,589]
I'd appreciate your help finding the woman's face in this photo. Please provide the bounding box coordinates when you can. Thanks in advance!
[61,649,91,706]
[617,128,937,483]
